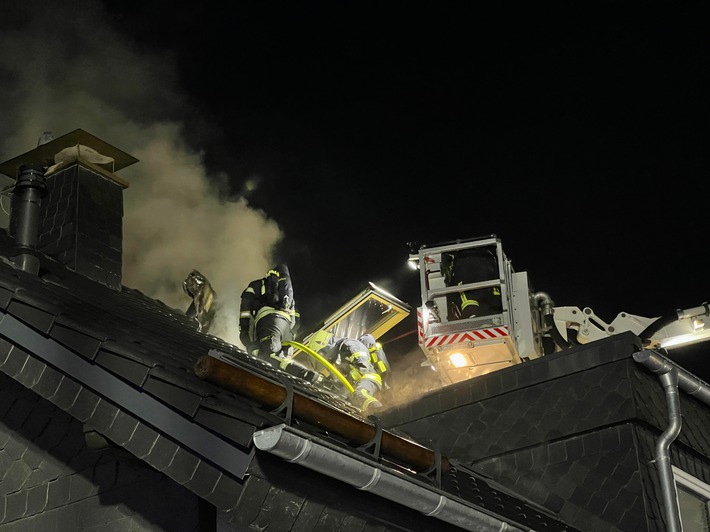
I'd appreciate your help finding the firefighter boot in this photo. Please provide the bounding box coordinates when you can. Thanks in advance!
[355,389,383,414]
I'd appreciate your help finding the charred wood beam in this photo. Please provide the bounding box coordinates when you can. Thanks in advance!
[194,354,449,474]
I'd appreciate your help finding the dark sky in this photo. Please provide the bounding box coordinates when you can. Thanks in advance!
[1,2,709,377]
[121,3,709,307]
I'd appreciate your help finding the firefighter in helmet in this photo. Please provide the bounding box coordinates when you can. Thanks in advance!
[308,331,385,414]
[239,264,319,383]
[442,245,502,321]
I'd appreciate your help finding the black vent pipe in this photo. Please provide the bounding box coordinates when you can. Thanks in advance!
[11,164,47,274]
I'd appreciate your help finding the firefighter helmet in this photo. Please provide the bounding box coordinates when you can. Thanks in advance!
[307,330,334,354]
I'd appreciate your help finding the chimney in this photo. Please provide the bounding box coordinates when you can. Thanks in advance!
[0,129,138,290]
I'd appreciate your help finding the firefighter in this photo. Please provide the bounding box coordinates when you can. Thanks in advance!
[309,332,385,414]
[358,333,391,388]
[238,264,319,383]
[358,333,393,405]
[442,246,502,321]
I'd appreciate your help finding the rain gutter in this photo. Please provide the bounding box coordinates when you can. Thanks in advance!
[253,423,525,532]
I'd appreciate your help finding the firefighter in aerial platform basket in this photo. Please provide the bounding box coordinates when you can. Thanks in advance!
[238,263,322,384]
[442,245,503,321]
[307,331,388,414]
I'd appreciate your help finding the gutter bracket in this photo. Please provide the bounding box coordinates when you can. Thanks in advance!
[358,415,383,460]
[422,447,443,488]
[270,375,295,426]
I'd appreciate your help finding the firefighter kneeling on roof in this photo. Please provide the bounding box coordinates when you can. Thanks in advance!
[308,331,388,414]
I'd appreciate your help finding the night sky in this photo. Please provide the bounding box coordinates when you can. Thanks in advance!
[1,2,708,378]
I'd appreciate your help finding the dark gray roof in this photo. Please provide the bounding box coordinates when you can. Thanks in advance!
[0,231,578,531]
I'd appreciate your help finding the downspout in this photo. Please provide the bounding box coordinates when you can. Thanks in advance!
[653,367,682,532]
[254,423,525,532]
[633,350,710,531]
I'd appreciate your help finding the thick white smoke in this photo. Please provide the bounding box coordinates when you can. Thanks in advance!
[0,0,282,347]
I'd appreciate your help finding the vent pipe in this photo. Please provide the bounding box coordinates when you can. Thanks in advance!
[0,129,138,289]
[11,164,47,274]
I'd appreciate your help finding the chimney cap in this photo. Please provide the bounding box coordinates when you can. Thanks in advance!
[0,128,139,179]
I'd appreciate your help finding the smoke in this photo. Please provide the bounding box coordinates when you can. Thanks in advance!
[0,0,282,347]
[122,127,282,345]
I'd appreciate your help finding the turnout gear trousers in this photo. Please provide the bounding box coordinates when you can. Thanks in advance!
[326,337,384,413]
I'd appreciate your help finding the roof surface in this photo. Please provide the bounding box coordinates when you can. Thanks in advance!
[0,229,578,531]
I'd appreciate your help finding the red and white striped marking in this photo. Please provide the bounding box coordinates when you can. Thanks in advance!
[421,327,509,349]
[417,309,509,348]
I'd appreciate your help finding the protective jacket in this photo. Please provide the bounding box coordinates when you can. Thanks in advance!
[239,264,299,354]
[442,247,501,320]
[322,336,384,413]
[238,265,315,382]
[358,334,391,386]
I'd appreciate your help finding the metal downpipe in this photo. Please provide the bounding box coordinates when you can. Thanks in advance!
[655,369,682,532]
[633,350,694,532]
